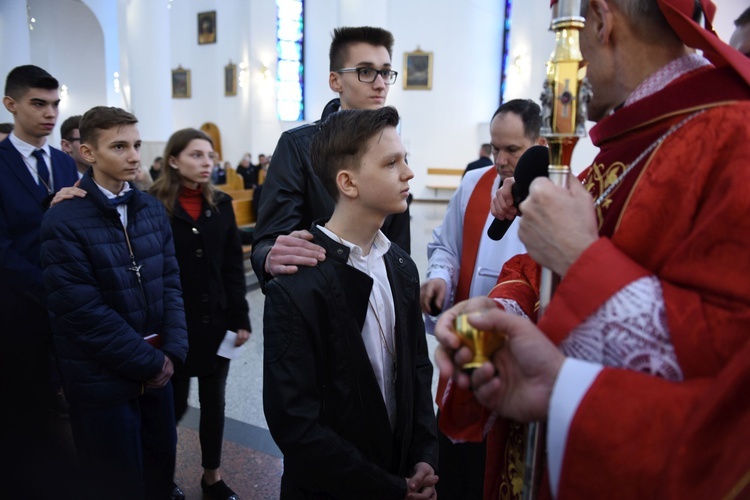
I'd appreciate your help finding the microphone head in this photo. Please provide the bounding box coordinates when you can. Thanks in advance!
[512,145,549,206]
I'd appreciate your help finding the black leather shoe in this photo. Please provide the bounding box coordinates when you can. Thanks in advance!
[201,477,239,500]
[170,483,186,500]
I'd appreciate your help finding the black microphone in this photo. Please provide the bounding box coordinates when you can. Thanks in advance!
[487,145,549,241]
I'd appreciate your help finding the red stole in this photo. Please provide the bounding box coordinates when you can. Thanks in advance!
[435,168,496,431]
[455,168,497,302]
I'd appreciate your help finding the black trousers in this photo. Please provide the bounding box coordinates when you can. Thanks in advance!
[172,357,230,470]
[435,410,486,500]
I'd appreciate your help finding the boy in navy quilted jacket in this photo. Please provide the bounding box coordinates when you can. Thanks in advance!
[40,106,188,500]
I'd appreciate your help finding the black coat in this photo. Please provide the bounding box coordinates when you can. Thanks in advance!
[263,225,437,499]
[171,191,251,376]
[251,99,411,291]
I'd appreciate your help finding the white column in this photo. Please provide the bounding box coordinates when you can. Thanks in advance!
[118,0,172,142]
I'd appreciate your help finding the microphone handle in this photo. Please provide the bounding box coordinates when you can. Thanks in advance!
[487,217,514,241]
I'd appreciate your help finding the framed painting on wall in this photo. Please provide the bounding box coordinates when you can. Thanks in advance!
[403,49,433,90]
[225,63,237,96]
[172,67,191,98]
[198,11,216,45]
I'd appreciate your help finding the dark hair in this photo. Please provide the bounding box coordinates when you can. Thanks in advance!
[491,99,542,141]
[4,65,58,100]
[0,123,13,134]
[150,128,217,217]
[311,106,400,201]
[60,115,82,142]
[735,7,750,27]
[481,143,492,156]
[80,106,138,148]
[329,27,395,71]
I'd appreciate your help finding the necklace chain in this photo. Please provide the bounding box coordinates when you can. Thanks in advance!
[593,110,705,208]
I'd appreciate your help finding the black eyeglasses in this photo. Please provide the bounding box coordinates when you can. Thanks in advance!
[66,137,81,143]
[335,67,398,85]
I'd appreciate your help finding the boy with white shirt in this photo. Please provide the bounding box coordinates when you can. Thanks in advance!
[40,106,187,500]
[263,106,438,500]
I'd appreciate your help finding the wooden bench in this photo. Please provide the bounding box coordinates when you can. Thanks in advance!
[216,187,255,226]
[425,167,464,196]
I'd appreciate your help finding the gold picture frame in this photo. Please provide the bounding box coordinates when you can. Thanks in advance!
[225,63,237,96]
[198,11,217,45]
[171,66,191,99]
[403,49,433,90]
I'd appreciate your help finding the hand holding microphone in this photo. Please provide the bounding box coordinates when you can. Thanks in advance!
[487,146,550,241]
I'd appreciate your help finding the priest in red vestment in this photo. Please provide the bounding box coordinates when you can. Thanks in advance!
[435,0,750,498]
[435,304,750,500]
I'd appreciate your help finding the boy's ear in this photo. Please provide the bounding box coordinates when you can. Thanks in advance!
[336,169,358,199]
[79,143,96,164]
[3,96,16,114]
[329,71,343,94]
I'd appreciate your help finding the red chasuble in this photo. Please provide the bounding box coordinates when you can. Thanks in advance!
[442,66,750,499]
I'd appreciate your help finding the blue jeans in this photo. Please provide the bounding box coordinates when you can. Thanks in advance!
[69,384,177,500]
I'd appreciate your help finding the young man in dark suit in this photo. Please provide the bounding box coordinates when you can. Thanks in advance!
[0,64,78,493]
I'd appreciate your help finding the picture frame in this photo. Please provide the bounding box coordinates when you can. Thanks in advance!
[198,11,217,45]
[403,49,433,90]
[224,63,237,96]
[171,67,191,99]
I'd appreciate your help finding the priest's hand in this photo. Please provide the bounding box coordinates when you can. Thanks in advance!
[517,175,598,276]
[468,308,565,422]
[491,176,518,221]
[434,296,500,391]
[265,230,326,277]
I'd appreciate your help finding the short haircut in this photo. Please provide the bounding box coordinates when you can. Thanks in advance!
[735,7,750,27]
[4,65,58,100]
[311,106,400,201]
[79,106,138,148]
[481,143,492,156]
[329,27,395,71]
[491,99,542,141]
[0,123,13,134]
[60,115,82,142]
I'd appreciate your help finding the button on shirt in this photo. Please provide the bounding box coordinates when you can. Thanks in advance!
[9,133,55,192]
[319,226,398,430]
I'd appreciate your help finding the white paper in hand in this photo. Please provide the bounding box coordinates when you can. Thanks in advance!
[217,330,243,360]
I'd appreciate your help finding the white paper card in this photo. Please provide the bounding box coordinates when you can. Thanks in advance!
[217,330,243,360]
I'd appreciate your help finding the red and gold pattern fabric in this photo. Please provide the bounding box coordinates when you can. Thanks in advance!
[442,65,750,499]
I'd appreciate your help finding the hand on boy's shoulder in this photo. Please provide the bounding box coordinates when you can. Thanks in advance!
[50,180,86,208]
[265,230,326,277]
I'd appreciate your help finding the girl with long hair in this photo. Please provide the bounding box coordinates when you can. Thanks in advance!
[151,128,250,500]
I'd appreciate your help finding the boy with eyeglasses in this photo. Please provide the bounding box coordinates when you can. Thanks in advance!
[60,114,89,177]
[251,26,411,291]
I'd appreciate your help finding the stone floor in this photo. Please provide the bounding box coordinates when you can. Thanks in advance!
[175,200,447,499]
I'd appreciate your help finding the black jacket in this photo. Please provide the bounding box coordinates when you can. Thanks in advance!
[263,224,437,500]
[41,173,188,405]
[170,191,251,376]
[251,99,411,291]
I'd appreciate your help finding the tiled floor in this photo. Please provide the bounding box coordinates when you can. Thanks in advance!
[176,200,448,499]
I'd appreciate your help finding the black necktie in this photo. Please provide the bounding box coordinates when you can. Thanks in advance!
[31,149,50,195]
